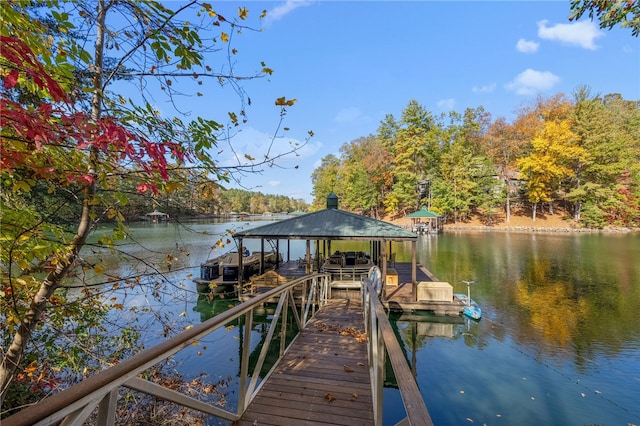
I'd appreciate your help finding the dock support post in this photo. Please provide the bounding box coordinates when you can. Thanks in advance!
[238,237,244,297]
[381,240,387,301]
[238,309,253,414]
[412,240,417,302]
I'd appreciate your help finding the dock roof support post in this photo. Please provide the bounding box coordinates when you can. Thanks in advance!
[238,237,244,292]
[412,240,417,302]
[381,240,387,301]
[323,240,328,263]
[260,239,265,274]
[306,240,311,274]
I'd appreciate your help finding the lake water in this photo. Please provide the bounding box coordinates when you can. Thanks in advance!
[89,221,640,425]
[388,231,640,425]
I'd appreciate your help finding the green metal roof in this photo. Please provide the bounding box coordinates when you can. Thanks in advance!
[406,208,442,218]
[235,208,417,241]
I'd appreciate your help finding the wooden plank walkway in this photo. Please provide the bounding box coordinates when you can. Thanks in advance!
[233,299,374,426]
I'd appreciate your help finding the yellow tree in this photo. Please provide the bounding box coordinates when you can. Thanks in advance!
[517,120,588,221]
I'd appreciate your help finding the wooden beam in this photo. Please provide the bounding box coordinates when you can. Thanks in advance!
[412,240,417,302]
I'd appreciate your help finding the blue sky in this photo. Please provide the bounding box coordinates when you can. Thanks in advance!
[168,1,639,203]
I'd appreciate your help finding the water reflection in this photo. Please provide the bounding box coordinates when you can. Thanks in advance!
[192,295,241,324]
[388,231,640,425]
[414,232,640,362]
[192,294,300,378]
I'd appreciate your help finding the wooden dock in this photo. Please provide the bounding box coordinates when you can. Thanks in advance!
[384,262,466,315]
[248,260,466,316]
[233,299,374,426]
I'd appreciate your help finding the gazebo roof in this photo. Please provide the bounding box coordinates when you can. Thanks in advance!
[406,207,442,218]
[235,208,417,241]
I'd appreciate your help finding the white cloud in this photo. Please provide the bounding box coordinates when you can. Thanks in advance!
[505,69,560,95]
[334,106,363,123]
[516,38,539,53]
[437,98,456,110]
[537,19,604,50]
[264,1,313,25]
[266,180,281,188]
[472,83,496,94]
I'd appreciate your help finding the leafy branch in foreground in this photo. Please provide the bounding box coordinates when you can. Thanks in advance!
[1,2,305,412]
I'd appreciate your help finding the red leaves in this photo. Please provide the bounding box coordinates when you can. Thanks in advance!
[0,36,67,102]
[4,69,19,89]
[136,183,159,195]
[1,36,191,191]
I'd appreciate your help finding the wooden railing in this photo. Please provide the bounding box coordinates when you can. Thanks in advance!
[362,270,433,426]
[5,271,430,426]
[3,274,331,426]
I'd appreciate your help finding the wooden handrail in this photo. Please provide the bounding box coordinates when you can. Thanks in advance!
[362,273,433,426]
[2,274,330,426]
[5,271,430,426]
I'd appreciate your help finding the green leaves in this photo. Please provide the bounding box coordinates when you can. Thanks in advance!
[1,1,306,411]
[12,180,32,193]
[569,0,640,36]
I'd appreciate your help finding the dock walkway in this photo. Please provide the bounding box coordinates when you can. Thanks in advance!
[234,299,374,426]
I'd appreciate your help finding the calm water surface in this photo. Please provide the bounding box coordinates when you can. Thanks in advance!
[89,222,640,425]
[388,231,640,426]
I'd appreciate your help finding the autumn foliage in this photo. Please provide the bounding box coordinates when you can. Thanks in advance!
[1,36,186,194]
[312,94,640,228]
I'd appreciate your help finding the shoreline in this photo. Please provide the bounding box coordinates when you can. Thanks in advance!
[442,225,637,233]
[385,212,638,233]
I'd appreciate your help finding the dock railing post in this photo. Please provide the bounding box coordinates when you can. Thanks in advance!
[238,309,253,414]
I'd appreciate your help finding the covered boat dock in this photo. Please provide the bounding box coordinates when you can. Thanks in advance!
[405,206,443,234]
[233,193,422,301]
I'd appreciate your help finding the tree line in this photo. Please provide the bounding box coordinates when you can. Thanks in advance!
[310,90,640,228]
[137,186,309,219]
[41,179,308,223]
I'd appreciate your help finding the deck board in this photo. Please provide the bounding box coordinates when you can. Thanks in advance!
[234,299,373,426]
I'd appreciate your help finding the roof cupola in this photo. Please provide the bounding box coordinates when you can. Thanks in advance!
[326,192,338,209]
